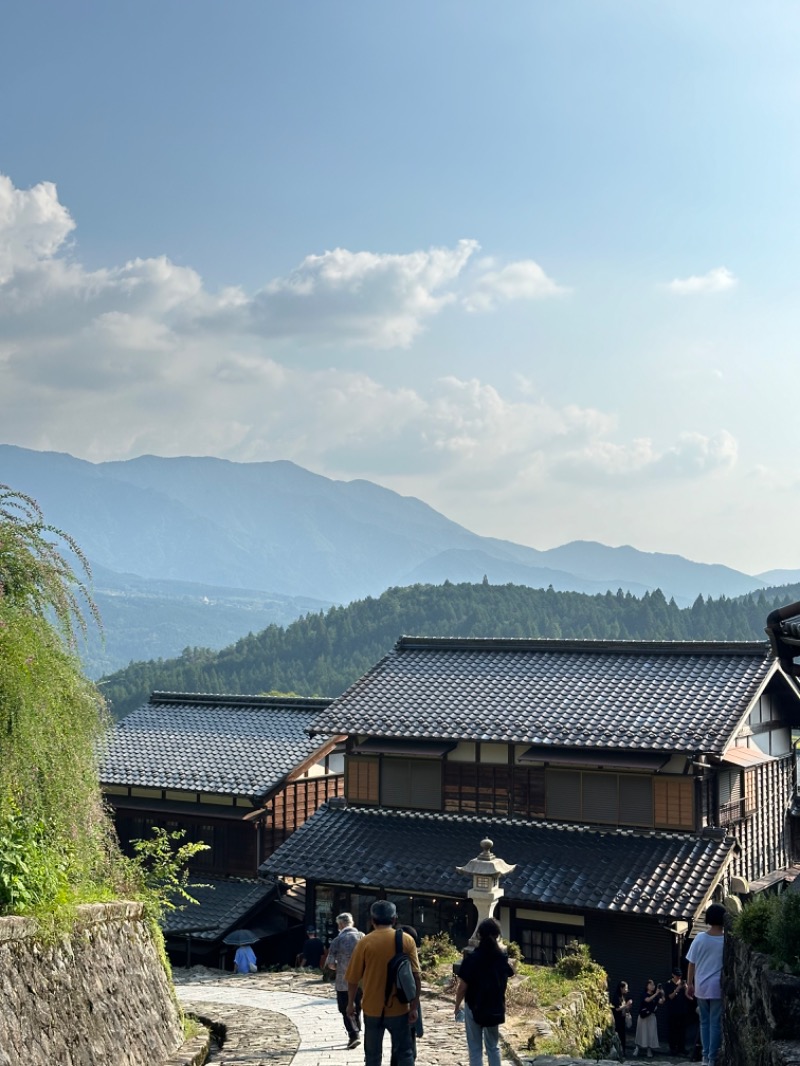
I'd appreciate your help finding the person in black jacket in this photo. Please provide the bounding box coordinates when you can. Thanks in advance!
[454,918,514,1066]
[663,968,690,1055]
[298,927,325,970]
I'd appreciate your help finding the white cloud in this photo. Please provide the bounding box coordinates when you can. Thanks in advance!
[0,176,572,360]
[0,172,741,539]
[0,175,75,283]
[552,429,737,483]
[246,239,479,347]
[464,259,566,312]
[666,267,738,295]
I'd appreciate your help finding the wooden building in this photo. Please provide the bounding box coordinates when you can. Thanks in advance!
[260,628,800,992]
[101,690,344,962]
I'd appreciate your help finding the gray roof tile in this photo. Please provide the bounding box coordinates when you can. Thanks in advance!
[100,692,334,799]
[309,637,775,754]
[162,875,277,940]
[260,803,733,921]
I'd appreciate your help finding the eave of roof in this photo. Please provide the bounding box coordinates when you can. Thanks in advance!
[721,746,774,768]
[259,803,735,921]
[519,747,669,771]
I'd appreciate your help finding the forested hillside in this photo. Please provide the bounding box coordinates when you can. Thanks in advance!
[101,581,800,721]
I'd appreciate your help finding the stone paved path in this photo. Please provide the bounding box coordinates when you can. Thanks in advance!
[174,968,485,1065]
[172,968,698,1066]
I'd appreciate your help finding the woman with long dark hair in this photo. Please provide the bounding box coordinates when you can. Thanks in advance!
[454,918,514,1066]
[634,978,664,1058]
[611,980,633,1057]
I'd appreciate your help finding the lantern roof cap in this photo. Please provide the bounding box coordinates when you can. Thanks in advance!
[456,838,516,878]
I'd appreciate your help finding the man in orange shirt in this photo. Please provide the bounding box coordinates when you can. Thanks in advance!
[345,900,421,1066]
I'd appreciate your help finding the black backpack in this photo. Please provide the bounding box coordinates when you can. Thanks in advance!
[384,928,417,1009]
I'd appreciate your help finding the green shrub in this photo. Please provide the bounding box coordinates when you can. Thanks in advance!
[417,931,459,973]
[735,892,800,973]
[735,894,777,954]
[555,940,605,980]
[769,892,800,973]
[0,802,70,912]
[506,937,523,963]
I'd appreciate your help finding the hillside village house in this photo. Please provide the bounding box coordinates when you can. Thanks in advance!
[260,617,800,995]
[100,691,344,964]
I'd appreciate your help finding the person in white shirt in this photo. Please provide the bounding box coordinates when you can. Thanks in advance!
[686,903,726,1066]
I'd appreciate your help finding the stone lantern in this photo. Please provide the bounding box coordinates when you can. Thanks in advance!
[456,837,516,947]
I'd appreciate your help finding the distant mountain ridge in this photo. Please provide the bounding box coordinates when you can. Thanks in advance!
[1,444,795,674]
[100,580,800,721]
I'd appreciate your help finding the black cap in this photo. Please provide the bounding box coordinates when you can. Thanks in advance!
[671,968,682,976]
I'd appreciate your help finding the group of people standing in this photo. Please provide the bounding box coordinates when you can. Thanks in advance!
[612,973,687,1059]
[611,903,726,1065]
[323,901,512,1066]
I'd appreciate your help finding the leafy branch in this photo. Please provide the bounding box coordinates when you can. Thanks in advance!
[128,827,210,919]
[0,483,101,649]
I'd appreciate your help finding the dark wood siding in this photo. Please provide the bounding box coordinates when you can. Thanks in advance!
[264,774,345,856]
[443,762,512,816]
[114,810,258,877]
[731,754,794,882]
[585,912,676,1042]
[511,767,546,819]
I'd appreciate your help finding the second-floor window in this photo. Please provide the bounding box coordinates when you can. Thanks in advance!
[381,757,442,809]
[718,768,745,825]
[546,769,653,826]
[345,753,695,830]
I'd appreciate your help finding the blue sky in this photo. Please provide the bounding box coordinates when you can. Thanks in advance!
[1,2,798,574]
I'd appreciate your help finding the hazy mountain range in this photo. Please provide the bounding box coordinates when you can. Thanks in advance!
[1,444,796,676]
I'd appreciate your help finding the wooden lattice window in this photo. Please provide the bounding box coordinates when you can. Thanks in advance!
[345,755,379,804]
[653,776,694,830]
[744,768,758,816]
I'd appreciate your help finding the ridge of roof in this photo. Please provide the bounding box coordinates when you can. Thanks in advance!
[312,801,734,847]
[395,636,771,656]
[148,691,333,710]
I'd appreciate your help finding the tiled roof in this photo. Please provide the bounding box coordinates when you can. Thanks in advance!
[100,692,336,798]
[309,637,775,754]
[766,600,800,663]
[260,803,734,921]
[162,875,277,940]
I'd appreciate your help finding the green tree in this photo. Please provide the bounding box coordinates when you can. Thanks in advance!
[0,485,125,914]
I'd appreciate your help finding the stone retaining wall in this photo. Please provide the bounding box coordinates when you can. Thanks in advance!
[0,901,184,1066]
[723,933,800,1066]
